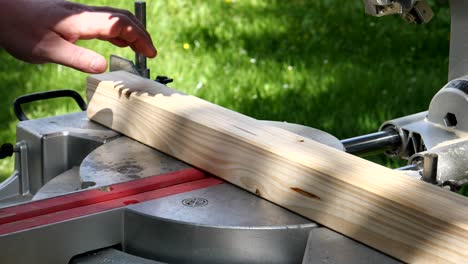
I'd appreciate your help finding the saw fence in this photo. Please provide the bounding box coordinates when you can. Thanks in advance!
[86,71,468,264]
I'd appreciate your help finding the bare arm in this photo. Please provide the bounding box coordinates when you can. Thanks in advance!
[0,0,156,73]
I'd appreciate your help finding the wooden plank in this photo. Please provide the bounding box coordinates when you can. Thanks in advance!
[86,71,468,264]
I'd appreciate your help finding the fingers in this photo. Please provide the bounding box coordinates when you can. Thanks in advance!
[107,37,130,48]
[35,32,108,73]
[89,6,147,36]
[54,10,157,58]
[62,2,153,47]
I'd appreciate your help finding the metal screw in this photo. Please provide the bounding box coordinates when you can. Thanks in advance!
[182,197,208,207]
[116,165,143,174]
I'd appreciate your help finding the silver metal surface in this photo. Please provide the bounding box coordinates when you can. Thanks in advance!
[0,141,29,205]
[410,140,468,182]
[80,137,190,188]
[427,77,468,132]
[124,184,316,264]
[127,184,313,227]
[32,167,81,200]
[378,76,468,183]
[0,209,123,264]
[302,228,401,264]
[449,0,468,80]
[341,130,401,156]
[0,112,119,206]
[18,111,119,193]
[380,111,458,158]
[16,141,29,196]
[261,120,345,151]
[71,248,165,264]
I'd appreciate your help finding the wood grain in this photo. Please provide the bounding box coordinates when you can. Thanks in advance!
[87,71,468,263]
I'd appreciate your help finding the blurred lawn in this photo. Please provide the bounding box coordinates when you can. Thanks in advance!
[0,0,450,182]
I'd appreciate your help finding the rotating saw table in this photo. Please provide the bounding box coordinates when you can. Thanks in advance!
[0,112,399,263]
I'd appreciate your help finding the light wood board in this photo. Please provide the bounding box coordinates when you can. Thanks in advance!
[87,71,468,263]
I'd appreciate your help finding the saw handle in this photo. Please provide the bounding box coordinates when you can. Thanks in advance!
[13,90,87,121]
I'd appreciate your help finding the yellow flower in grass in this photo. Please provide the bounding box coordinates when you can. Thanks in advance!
[183,43,190,50]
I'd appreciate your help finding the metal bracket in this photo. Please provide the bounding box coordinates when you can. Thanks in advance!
[109,55,141,76]
[363,0,433,24]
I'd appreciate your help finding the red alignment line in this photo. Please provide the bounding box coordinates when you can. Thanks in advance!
[0,168,208,225]
[0,177,223,236]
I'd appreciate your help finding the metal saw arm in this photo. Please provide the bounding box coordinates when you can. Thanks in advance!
[362,0,434,23]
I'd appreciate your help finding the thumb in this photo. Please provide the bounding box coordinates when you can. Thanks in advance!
[44,35,107,73]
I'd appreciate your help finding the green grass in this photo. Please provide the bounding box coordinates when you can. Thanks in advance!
[0,0,450,182]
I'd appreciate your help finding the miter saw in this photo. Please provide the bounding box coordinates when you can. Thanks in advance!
[0,1,466,263]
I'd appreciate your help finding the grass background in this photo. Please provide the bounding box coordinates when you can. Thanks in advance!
[0,0,450,182]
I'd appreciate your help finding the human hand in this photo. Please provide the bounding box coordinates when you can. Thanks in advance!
[0,0,156,73]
